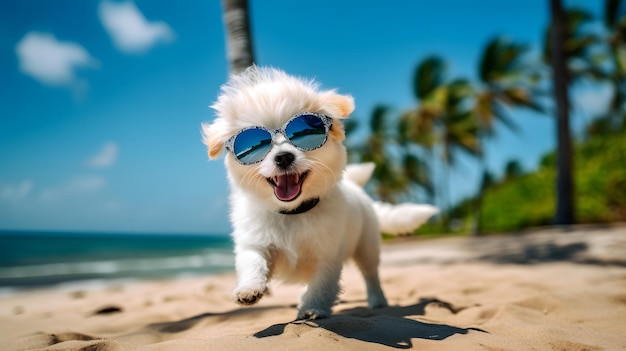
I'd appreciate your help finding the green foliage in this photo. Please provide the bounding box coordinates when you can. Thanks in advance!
[479,37,530,84]
[480,170,555,232]
[477,128,626,233]
[575,128,626,221]
[504,159,524,181]
[475,37,544,137]
[414,56,447,100]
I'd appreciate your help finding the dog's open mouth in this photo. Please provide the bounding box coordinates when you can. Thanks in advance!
[267,171,309,202]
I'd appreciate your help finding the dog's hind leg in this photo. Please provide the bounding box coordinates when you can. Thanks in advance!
[353,230,388,309]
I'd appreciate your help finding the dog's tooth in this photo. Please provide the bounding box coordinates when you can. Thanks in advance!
[295,173,300,183]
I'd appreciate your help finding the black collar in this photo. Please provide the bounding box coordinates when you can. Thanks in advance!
[279,197,320,215]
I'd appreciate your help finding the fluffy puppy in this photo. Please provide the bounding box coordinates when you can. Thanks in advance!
[202,66,436,320]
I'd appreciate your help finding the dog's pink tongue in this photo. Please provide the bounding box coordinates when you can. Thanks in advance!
[274,174,301,202]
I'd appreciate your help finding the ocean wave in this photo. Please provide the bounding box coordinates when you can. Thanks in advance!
[0,250,235,279]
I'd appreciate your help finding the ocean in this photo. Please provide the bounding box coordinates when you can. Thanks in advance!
[0,231,234,291]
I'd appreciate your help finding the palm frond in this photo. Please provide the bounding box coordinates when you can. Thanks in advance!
[479,37,530,84]
[369,105,391,136]
[414,56,447,100]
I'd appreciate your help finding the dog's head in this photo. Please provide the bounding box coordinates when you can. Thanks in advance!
[202,66,354,211]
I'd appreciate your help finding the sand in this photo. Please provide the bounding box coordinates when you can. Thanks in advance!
[1,225,625,351]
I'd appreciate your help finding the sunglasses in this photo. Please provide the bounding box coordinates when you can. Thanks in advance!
[225,112,333,165]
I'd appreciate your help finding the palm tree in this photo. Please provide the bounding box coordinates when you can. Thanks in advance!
[549,0,575,225]
[439,79,481,167]
[353,105,407,202]
[437,79,482,219]
[476,38,543,133]
[400,56,446,205]
[472,37,544,234]
[543,3,609,225]
[402,57,480,215]
[221,0,255,74]
[348,103,434,204]
[350,58,446,205]
[400,152,432,201]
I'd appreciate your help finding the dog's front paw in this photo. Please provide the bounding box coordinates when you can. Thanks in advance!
[297,307,330,320]
[233,286,265,306]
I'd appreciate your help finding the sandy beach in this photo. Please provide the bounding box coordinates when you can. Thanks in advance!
[1,225,625,351]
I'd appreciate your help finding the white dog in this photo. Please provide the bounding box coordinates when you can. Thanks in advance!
[202,66,437,320]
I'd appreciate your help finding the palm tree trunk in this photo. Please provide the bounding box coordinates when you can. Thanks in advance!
[427,148,436,205]
[221,0,255,74]
[472,143,487,236]
[550,0,575,225]
[441,158,450,229]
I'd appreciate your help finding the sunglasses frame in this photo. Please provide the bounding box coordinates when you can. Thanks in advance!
[225,112,334,165]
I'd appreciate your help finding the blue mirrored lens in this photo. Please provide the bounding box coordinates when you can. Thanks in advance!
[233,128,272,164]
[285,115,327,150]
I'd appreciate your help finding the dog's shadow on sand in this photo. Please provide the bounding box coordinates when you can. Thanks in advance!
[254,298,486,349]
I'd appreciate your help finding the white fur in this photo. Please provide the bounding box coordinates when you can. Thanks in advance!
[202,66,436,320]
[372,202,440,235]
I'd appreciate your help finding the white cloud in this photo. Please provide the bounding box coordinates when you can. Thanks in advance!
[86,142,119,169]
[68,176,107,192]
[15,31,98,87]
[0,180,33,201]
[40,176,107,201]
[99,1,175,54]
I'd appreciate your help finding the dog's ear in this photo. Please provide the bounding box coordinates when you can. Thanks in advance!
[319,91,354,142]
[201,120,227,159]
[319,91,355,118]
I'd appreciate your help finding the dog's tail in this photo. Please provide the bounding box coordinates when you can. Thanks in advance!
[344,163,439,235]
[370,202,439,235]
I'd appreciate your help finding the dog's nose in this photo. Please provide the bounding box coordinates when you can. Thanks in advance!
[275,152,295,169]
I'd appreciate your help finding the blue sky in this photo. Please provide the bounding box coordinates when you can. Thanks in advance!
[0,0,606,234]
